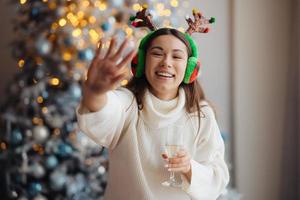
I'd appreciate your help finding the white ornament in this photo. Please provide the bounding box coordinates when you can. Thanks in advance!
[33,125,49,143]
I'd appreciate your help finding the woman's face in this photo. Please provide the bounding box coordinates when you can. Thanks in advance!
[145,35,188,100]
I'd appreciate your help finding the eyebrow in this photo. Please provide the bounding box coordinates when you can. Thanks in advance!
[150,46,185,54]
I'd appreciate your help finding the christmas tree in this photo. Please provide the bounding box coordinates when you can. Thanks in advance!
[0,0,187,199]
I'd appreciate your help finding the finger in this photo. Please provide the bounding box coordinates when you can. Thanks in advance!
[95,39,104,60]
[116,50,136,68]
[161,153,168,160]
[168,166,190,173]
[111,38,129,61]
[168,155,190,164]
[105,37,117,58]
[166,161,190,169]
[176,149,188,157]
[110,71,127,86]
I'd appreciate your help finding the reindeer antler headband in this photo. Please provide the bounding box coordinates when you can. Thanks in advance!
[130,6,215,35]
[129,6,215,84]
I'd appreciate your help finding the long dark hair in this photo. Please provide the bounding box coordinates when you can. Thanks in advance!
[126,28,210,132]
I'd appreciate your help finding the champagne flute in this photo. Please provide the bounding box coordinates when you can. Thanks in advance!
[161,125,184,187]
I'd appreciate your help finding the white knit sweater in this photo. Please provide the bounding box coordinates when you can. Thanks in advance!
[76,87,229,200]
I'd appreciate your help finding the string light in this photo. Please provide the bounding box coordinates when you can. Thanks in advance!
[82,0,90,7]
[63,51,72,61]
[0,142,7,150]
[69,3,77,11]
[121,79,128,86]
[58,18,67,27]
[53,128,60,136]
[77,11,85,19]
[97,2,107,11]
[170,0,178,7]
[51,22,59,30]
[89,29,99,43]
[18,59,25,68]
[20,0,27,4]
[48,1,57,10]
[88,16,97,24]
[79,19,88,27]
[32,117,43,125]
[50,77,60,86]
[72,28,82,37]
[42,107,48,114]
[156,3,165,11]
[163,9,171,17]
[37,96,44,104]
[125,27,133,36]
[132,3,141,11]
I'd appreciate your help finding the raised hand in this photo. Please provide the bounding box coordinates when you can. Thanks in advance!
[82,37,136,112]
[85,37,136,95]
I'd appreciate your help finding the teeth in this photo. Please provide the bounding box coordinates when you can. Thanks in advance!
[156,72,174,78]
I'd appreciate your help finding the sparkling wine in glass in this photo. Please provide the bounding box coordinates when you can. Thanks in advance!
[161,126,184,187]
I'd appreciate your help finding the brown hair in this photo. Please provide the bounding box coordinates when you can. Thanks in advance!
[126,28,210,132]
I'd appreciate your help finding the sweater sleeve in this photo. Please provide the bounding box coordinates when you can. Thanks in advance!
[76,87,136,149]
[181,106,230,200]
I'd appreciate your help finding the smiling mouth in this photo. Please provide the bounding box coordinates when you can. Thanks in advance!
[155,71,175,78]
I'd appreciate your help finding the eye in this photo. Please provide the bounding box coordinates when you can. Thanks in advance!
[151,52,163,56]
[173,55,183,59]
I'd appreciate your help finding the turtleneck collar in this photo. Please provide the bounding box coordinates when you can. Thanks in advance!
[140,87,186,129]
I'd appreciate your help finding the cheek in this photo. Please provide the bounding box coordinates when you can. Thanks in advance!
[177,62,188,78]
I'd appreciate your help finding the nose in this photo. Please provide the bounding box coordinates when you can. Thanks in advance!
[160,55,172,68]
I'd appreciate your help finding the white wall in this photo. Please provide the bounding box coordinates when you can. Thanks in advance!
[233,0,291,199]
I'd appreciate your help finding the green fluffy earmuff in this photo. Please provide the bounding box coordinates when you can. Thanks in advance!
[130,30,201,84]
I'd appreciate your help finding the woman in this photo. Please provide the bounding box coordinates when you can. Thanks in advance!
[77,27,229,199]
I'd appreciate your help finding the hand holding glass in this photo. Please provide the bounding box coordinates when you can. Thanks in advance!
[161,126,184,187]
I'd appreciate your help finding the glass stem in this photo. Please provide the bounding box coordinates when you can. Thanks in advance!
[169,171,175,182]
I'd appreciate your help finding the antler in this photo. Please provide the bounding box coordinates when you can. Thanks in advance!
[185,9,215,35]
[130,6,157,31]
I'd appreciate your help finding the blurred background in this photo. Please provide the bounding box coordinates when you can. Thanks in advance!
[0,0,298,200]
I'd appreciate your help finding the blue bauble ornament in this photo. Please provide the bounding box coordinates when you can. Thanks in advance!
[46,155,58,169]
[50,170,67,191]
[57,143,73,157]
[101,22,111,32]
[64,37,74,46]
[28,182,42,197]
[36,37,52,55]
[78,48,94,61]
[69,83,82,100]
[10,129,23,145]
[30,7,40,19]
[42,91,49,99]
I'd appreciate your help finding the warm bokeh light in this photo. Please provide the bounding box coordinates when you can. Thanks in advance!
[37,96,44,104]
[50,78,60,86]
[121,79,128,86]
[132,3,141,11]
[63,51,72,61]
[18,59,25,68]
[59,18,67,27]
[170,0,178,7]
[72,28,82,37]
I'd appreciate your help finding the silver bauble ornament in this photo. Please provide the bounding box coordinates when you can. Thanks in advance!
[33,125,49,143]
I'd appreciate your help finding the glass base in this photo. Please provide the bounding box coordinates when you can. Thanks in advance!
[161,180,182,188]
